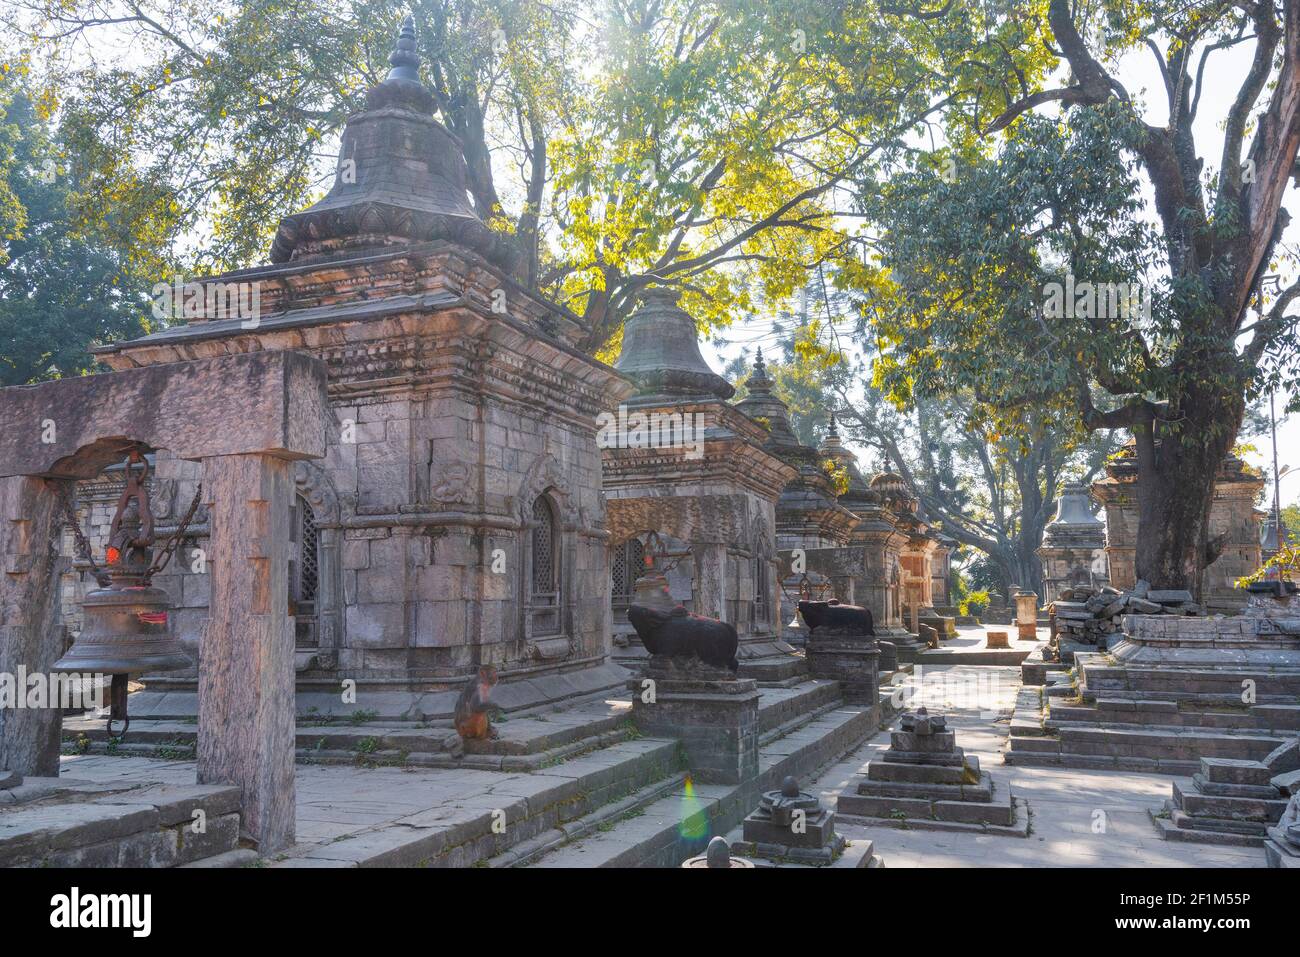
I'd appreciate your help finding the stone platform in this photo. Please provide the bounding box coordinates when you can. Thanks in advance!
[0,779,248,867]
[837,707,1028,836]
[1151,755,1292,847]
[1007,608,1300,775]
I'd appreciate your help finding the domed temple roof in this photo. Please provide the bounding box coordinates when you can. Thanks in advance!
[614,288,735,400]
[269,17,516,269]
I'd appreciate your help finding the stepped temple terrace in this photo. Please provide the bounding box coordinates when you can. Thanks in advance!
[1,7,1298,900]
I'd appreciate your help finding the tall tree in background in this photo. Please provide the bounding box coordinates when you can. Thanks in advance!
[856,0,1300,596]
[0,72,165,385]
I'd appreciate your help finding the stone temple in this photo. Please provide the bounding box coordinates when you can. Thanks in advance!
[85,22,635,722]
[2,17,1287,877]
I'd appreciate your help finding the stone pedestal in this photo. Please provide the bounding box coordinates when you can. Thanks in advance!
[1153,757,1288,847]
[197,453,297,853]
[1015,590,1039,640]
[838,707,1025,835]
[876,640,897,673]
[737,775,845,865]
[985,630,1011,649]
[805,630,880,707]
[630,657,759,785]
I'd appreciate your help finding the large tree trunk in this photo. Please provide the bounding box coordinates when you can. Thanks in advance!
[1133,363,1246,596]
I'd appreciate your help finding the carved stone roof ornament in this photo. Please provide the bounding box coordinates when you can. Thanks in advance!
[269,15,516,269]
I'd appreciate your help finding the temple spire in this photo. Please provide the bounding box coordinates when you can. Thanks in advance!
[385,15,421,83]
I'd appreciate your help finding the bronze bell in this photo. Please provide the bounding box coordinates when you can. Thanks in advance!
[630,531,678,613]
[53,452,191,737]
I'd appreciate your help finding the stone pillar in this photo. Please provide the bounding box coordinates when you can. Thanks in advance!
[197,454,296,853]
[805,632,880,712]
[0,476,69,777]
[1015,590,1039,641]
[692,542,727,622]
[631,661,759,785]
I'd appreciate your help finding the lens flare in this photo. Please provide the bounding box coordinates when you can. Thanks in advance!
[678,775,709,843]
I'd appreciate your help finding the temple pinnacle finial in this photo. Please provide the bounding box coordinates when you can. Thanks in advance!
[386,14,421,83]
[828,413,838,437]
[755,346,766,372]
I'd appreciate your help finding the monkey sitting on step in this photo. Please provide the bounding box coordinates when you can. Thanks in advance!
[454,665,500,740]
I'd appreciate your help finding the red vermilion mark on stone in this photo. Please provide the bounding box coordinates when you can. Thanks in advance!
[106,547,121,565]
[137,612,168,625]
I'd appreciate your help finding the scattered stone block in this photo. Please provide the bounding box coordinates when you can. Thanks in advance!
[985,630,1010,649]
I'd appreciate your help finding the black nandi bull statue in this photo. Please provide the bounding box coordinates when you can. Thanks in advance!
[797,599,875,636]
[627,604,740,674]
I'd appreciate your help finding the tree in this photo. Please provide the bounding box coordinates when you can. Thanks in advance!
[0,75,164,385]
[855,0,1300,595]
[12,0,962,351]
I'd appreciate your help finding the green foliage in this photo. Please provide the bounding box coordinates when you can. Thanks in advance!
[0,73,166,386]
[1237,544,1300,587]
[958,589,990,618]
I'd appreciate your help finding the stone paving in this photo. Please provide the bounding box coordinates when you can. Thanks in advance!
[805,664,1264,867]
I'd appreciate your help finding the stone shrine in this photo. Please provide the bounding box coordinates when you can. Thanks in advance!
[601,291,797,679]
[1093,444,1263,612]
[737,774,845,864]
[1037,483,1108,603]
[838,707,1027,835]
[84,22,635,724]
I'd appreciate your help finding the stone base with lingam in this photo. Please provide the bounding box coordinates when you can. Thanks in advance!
[733,775,845,865]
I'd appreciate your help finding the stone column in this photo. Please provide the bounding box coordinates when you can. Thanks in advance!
[197,454,296,853]
[0,476,69,777]
[1015,590,1039,641]
[692,542,727,621]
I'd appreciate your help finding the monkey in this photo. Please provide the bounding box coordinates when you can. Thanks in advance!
[454,664,500,740]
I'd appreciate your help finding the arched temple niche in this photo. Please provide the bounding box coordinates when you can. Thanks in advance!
[513,450,581,664]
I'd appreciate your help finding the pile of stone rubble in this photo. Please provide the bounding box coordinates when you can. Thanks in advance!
[1050,580,1205,647]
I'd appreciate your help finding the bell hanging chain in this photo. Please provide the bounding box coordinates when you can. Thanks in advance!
[56,485,104,583]
[146,484,203,582]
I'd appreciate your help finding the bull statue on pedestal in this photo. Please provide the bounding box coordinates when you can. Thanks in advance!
[627,604,739,673]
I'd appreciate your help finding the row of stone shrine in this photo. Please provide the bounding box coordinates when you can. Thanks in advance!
[49,18,1265,720]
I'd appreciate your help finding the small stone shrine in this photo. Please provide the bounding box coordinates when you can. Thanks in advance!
[837,707,1026,835]
[1036,483,1108,603]
[736,775,844,865]
[1153,754,1292,847]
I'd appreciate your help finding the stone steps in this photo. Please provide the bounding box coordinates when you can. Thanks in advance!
[268,736,682,867]
[1046,700,1300,733]
[520,698,877,868]
[0,784,243,867]
[1006,723,1287,774]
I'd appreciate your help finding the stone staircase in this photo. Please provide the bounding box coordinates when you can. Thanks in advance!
[52,669,893,868]
[501,677,888,868]
[1006,652,1300,774]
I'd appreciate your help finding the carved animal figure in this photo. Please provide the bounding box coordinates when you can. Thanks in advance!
[627,604,739,673]
[797,599,875,636]
[454,665,499,740]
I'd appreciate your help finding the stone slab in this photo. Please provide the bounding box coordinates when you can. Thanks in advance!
[0,350,328,478]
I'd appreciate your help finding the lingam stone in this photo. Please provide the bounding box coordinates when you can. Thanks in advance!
[681,836,755,869]
[740,775,844,863]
